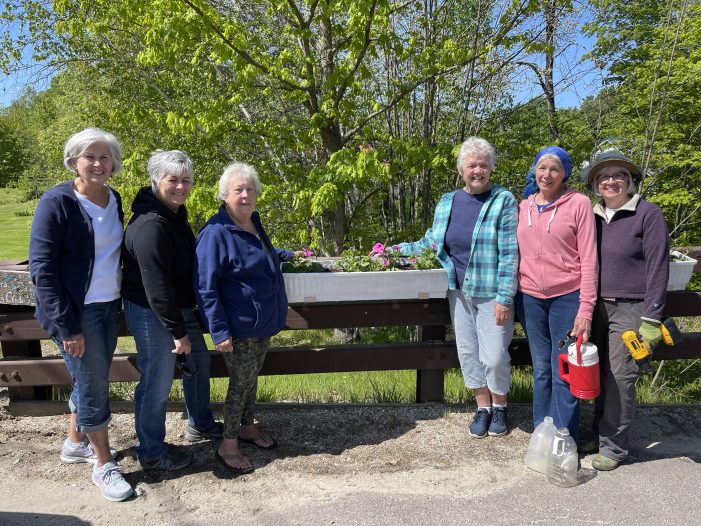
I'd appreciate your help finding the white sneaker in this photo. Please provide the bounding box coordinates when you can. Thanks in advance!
[92,462,134,502]
[60,439,118,464]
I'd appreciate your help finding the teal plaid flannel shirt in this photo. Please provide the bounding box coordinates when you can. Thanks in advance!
[398,185,519,306]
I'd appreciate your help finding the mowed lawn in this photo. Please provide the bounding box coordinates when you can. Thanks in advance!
[0,188,31,261]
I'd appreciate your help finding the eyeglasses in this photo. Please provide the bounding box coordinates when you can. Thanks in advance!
[596,173,628,184]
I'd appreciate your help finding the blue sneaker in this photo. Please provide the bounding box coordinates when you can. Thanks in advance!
[488,406,508,436]
[469,409,492,438]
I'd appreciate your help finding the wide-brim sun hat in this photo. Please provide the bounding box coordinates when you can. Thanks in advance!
[582,149,642,189]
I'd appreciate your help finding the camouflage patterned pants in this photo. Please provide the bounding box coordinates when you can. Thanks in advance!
[221,337,270,439]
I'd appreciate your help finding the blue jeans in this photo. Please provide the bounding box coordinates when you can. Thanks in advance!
[515,290,581,443]
[124,300,216,462]
[55,299,121,434]
[448,290,513,395]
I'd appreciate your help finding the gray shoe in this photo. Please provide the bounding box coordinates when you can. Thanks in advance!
[592,454,620,471]
[139,448,192,471]
[61,439,118,464]
[185,422,224,442]
[92,461,133,502]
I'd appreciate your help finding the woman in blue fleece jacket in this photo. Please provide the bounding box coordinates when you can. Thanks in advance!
[194,162,294,474]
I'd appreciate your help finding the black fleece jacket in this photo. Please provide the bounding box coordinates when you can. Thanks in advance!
[121,186,196,339]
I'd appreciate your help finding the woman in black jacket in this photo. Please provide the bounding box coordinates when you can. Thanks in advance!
[122,150,221,472]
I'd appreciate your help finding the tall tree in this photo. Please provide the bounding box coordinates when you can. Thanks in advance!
[2,0,541,252]
[585,0,701,243]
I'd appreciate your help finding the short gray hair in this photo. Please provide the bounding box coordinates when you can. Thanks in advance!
[457,137,497,173]
[64,127,122,175]
[217,162,262,201]
[147,150,194,192]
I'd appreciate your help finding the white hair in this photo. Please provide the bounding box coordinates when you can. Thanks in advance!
[217,162,262,201]
[147,150,194,192]
[63,127,122,174]
[457,137,497,173]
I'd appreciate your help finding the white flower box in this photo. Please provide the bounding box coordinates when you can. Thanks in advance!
[284,269,448,304]
[668,254,697,291]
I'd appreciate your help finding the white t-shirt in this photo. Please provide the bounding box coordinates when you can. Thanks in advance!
[74,189,122,303]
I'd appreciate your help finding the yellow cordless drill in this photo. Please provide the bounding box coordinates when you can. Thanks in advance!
[622,317,682,373]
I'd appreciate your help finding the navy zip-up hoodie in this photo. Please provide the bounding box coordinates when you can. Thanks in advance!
[29,180,124,341]
[122,186,197,339]
[194,205,293,343]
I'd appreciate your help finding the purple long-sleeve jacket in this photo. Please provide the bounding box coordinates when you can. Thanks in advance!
[593,195,669,322]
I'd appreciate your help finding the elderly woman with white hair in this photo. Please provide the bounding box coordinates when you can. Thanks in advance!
[395,137,519,438]
[30,128,132,501]
[122,150,222,473]
[194,162,294,474]
[581,150,669,471]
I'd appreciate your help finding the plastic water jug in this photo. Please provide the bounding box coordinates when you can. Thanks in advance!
[558,334,600,400]
[547,428,579,487]
[525,416,557,474]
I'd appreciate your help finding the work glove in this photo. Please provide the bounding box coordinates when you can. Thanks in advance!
[639,321,662,346]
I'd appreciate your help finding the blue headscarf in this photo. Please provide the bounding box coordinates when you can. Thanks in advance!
[522,146,573,199]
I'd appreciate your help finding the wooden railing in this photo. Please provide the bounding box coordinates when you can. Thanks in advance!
[2,257,701,410]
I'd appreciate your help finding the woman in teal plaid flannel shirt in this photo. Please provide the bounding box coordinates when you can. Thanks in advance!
[397,137,519,438]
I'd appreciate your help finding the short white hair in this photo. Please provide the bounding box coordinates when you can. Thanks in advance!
[63,128,122,174]
[217,162,262,201]
[457,137,496,173]
[147,150,194,193]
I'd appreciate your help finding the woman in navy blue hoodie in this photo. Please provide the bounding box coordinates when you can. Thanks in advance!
[195,162,294,474]
[29,128,133,501]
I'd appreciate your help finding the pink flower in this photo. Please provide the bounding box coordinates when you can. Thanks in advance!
[390,245,401,252]
[302,249,314,257]
[410,257,417,264]
[371,242,386,254]
[382,258,390,267]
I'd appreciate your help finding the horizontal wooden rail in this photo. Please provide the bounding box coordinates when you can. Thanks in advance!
[2,285,701,401]
[3,290,701,342]
[2,334,699,388]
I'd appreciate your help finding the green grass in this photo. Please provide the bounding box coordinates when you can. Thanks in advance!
[0,187,32,260]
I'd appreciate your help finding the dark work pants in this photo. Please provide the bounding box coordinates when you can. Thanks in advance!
[592,299,643,461]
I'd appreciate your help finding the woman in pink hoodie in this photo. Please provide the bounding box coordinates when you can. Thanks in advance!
[515,146,598,445]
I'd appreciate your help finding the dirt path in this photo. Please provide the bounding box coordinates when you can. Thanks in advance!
[1,392,699,525]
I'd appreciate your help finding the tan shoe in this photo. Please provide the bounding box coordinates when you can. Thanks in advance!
[592,454,620,471]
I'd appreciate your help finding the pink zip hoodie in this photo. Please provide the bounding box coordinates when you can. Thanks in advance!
[517,189,598,320]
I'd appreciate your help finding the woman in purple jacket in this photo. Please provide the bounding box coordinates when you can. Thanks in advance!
[582,150,669,471]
